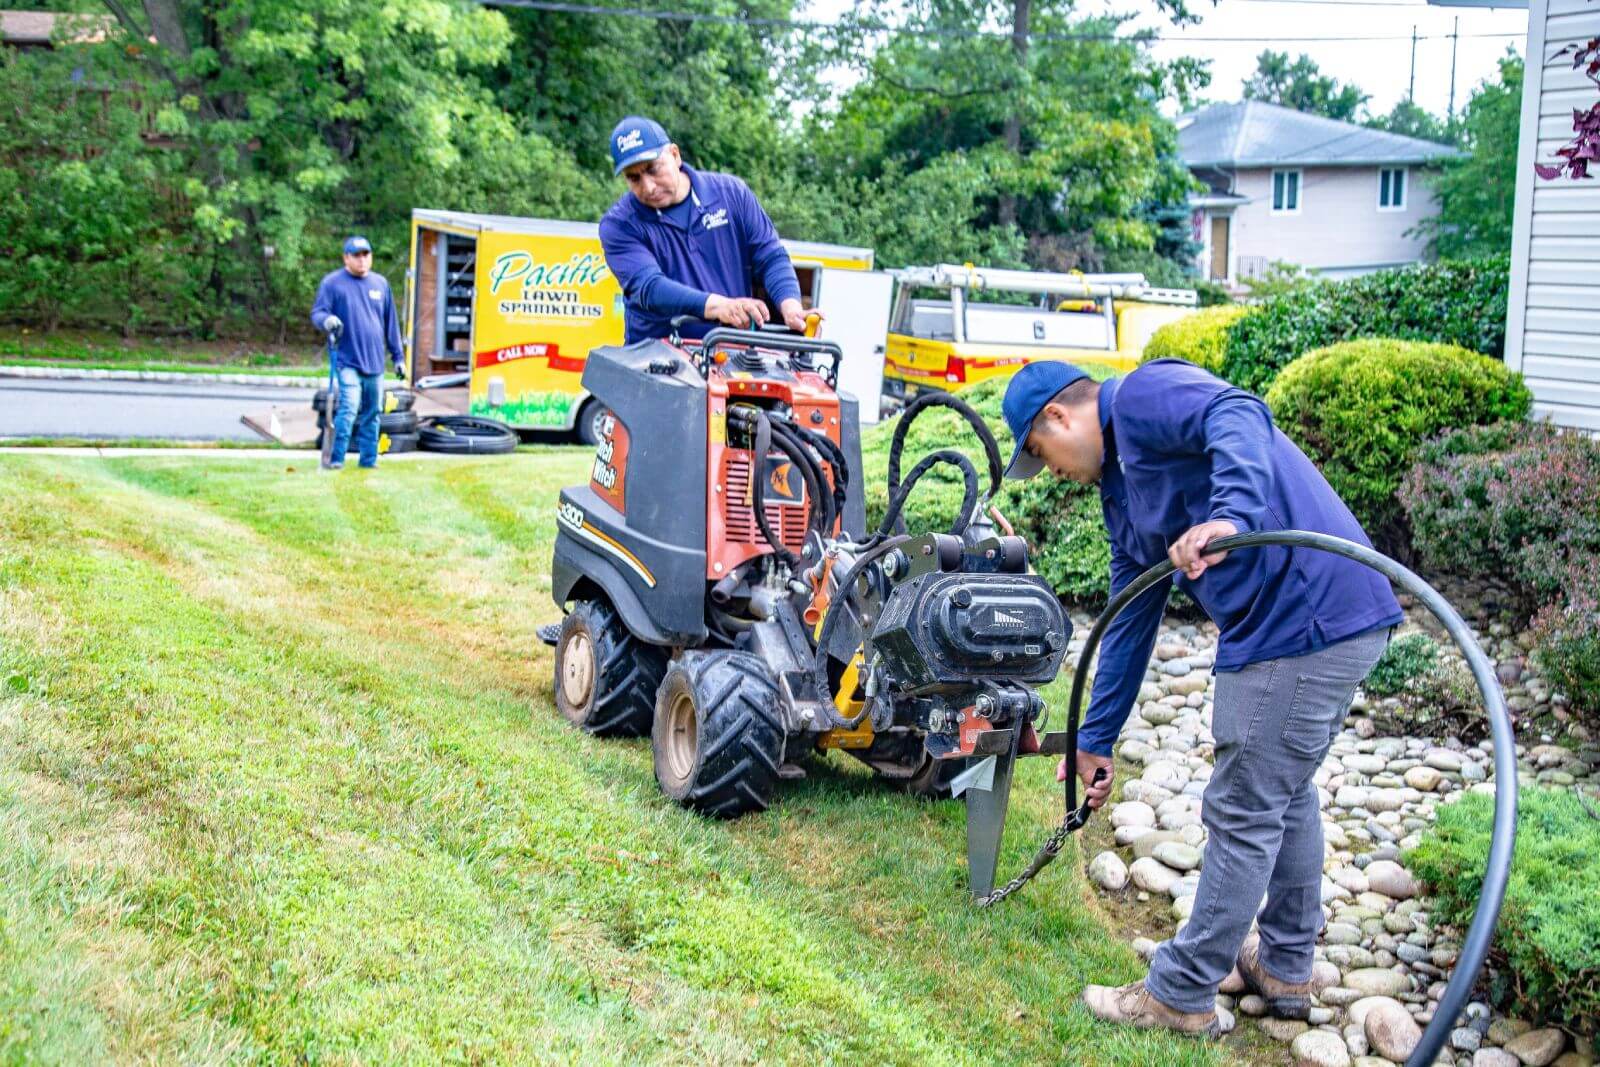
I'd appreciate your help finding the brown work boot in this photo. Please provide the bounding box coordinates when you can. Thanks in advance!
[1082,980,1222,1038]
[1236,933,1312,1020]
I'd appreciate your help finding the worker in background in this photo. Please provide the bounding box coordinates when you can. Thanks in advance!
[999,359,1401,1038]
[310,235,404,469]
[598,115,820,343]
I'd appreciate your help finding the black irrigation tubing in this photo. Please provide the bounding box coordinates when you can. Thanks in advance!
[1054,530,1515,1067]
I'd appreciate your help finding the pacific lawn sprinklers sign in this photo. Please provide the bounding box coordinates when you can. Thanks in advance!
[467,230,628,429]
[488,251,610,323]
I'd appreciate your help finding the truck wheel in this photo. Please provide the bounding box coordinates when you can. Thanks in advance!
[554,599,667,738]
[903,754,972,800]
[575,398,607,447]
[653,651,784,817]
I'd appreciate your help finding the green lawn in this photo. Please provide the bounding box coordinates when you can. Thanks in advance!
[0,326,323,376]
[0,451,1265,1065]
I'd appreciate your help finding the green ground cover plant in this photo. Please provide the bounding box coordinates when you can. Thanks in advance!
[1264,339,1531,553]
[0,449,1248,1065]
[1407,788,1600,1035]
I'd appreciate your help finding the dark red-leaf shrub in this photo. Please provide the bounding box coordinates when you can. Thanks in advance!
[1535,34,1600,180]
[1400,421,1600,604]
[1529,555,1600,725]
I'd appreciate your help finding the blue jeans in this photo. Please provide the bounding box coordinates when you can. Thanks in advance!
[1144,626,1391,1013]
[330,366,382,467]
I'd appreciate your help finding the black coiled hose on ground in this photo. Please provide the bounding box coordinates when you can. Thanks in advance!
[1040,530,1517,1067]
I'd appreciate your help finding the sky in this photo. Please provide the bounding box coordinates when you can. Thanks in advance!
[800,0,1530,122]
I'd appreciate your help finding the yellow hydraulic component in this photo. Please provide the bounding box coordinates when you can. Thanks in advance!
[816,652,873,750]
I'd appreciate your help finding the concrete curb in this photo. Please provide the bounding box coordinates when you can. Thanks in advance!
[0,365,322,389]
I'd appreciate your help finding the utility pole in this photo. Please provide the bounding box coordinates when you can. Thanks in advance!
[1448,16,1460,120]
[1408,26,1418,103]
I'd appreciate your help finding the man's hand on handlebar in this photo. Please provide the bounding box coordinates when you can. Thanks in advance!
[704,293,770,329]
[1058,749,1115,809]
[779,298,822,334]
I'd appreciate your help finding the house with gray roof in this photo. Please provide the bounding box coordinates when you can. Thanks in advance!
[1177,100,1461,285]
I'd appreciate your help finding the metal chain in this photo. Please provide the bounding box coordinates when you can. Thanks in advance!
[974,802,1092,908]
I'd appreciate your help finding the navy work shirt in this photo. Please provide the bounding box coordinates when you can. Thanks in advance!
[598,165,802,343]
[310,268,403,375]
[1078,359,1402,756]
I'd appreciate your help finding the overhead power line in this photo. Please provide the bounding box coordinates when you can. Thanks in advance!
[475,0,1522,45]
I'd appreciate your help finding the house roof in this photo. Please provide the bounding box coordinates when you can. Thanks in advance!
[1,11,112,47]
[1177,100,1460,168]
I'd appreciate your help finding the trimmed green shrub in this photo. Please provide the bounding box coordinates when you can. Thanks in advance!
[861,365,1118,605]
[1140,305,1254,374]
[1530,556,1600,726]
[1221,255,1510,392]
[1407,788,1600,1034]
[1264,339,1532,551]
[1364,632,1440,697]
[1401,421,1600,605]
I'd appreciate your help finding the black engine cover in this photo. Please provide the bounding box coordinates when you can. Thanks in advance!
[869,571,1068,693]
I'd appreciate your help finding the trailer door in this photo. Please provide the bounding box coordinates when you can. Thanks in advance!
[816,267,894,424]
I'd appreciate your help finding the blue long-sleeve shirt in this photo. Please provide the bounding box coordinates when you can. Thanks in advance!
[1076,359,1402,756]
[310,268,403,375]
[598,165,802,343]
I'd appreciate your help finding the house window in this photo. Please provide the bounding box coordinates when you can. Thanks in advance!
[1379,167,1407,210]
[1272,169,1301,214]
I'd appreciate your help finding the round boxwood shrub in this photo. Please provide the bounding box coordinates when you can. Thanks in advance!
[1140,305,1254,374]
[1264,339,1532,552]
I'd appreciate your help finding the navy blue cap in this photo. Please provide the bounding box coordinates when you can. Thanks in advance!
[343,235,372,254]
[1001,361,1092,479]
[609,116,672,175]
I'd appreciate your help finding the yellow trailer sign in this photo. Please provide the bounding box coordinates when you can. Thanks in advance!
[404,210,875,437]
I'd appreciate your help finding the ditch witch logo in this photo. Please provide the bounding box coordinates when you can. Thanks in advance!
[489,251,610,321]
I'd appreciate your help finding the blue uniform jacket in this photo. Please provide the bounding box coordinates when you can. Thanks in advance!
[598,165,802,343]
[310,269,403,376]
[1078,359,1402,756]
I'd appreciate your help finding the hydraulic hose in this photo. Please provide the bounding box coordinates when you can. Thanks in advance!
[810,534,910,728]
[1037,530,1516,1067]
[886,391,1004,505]
[769,420,835,549]
[865,449,980,546]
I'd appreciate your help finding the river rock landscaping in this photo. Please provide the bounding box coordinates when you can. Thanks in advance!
[1070,583,1600,1067]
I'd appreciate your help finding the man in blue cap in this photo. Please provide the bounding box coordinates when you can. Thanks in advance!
[1000,358,1401,1037]
[598,116,818,343]
[310,235,404,469]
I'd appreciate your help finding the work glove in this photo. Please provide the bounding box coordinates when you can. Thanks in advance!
[323,314,343,338]
[392,361,405,379]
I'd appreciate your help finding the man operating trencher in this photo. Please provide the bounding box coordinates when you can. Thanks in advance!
[598,115,818,343]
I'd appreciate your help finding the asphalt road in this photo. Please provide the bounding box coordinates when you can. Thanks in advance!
[0,377,318,441]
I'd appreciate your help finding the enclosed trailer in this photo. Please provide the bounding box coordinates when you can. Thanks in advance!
[404,210,890,436]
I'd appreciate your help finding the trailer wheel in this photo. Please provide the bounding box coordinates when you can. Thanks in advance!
[575,398,607,447]
[653,651,784,817]
[553,599,667,737]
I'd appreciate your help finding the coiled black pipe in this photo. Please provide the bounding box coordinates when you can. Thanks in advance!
[1055,531,1515,1067]
[886,391,1004,506]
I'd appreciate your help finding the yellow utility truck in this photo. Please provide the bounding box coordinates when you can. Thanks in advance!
[881,264,1198,404]
[403,210,889,439]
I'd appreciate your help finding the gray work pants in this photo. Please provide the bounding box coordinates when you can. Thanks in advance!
[1144,626,1391,1013]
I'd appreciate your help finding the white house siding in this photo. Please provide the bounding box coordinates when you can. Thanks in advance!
[1229,166,1438,277]
[1505,0,1600,431]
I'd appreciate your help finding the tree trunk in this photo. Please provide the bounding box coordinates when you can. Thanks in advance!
[997,0,1030,227]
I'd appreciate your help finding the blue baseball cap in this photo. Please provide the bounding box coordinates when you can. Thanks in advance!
[1001,361,1092,479]
[609,116,671,175]
[343,235,372,254]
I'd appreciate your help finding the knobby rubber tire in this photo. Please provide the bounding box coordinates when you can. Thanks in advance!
[554,599,668,737]
[653,651,785,817]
